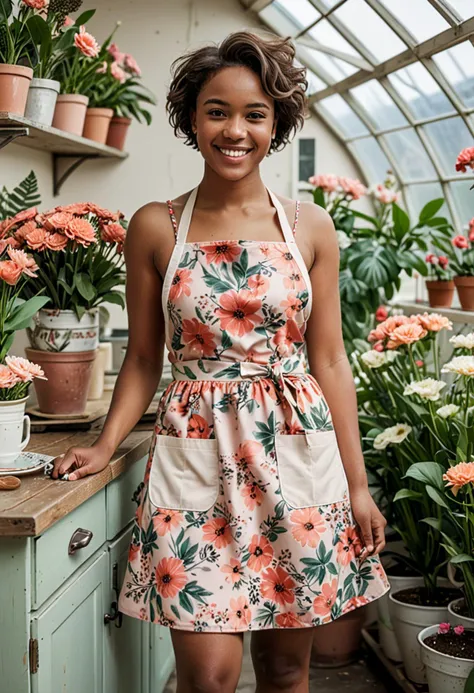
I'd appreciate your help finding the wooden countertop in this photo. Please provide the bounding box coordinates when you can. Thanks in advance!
[0,428,152,537]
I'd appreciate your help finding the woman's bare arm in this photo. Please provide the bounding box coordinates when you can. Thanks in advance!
[302,202,386,555]
[51,203,169,479]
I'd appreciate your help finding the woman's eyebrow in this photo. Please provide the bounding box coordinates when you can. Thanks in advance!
[203,98,270,110]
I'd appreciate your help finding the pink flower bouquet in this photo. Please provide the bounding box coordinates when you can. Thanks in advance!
[0,202,127,320]
[0,355,46,401]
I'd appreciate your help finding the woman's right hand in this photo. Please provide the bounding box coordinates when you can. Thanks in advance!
[51,443,113,481]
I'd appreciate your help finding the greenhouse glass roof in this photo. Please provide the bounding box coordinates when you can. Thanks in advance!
[239,0,474,229]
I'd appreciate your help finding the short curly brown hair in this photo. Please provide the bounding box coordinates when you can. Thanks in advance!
[166,30,308,154]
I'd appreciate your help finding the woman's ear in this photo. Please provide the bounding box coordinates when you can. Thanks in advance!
[272,118,278,139]
[191,110,197,134]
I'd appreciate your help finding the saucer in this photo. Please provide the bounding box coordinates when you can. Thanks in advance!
[0,452,56,477]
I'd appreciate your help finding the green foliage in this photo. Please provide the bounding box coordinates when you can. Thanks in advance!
[0,170,41,220]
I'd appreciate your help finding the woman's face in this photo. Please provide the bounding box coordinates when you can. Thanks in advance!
[192,65,276,181]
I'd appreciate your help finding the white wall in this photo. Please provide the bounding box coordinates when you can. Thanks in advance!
[2,0,367,349]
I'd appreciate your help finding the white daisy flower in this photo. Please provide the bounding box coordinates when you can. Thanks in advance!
[403,378,447,401]
[436,403,460,419]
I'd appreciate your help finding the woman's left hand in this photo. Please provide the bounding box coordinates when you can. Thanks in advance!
[350,487,387,559]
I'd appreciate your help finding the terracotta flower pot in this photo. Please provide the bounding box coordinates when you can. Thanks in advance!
[0,64,33,116]
[25,347,97,416]
[106,116,131,151]
[82,107,114,144]
[454,276,474,311]
[311,607,365,667]
[426,279,455,308]
[52,94,89,136]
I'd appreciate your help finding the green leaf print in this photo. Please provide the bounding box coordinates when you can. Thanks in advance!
[179,591,193,614]
[221,331,232,351]
[253,412,276,455]
[255,601,278,627]
[150,601,155,622]
[232,250,249,288]
[178,537,199,568]
[214,363,241,379]
[183,366,197,380]
[179,580,213,614]
[301,543,333,584]
[171,604,180,620]
[245,263,262,278]
[171,328,184,352]
[310,401,334,431]
[195,306,206,323]
[202,265,234,293]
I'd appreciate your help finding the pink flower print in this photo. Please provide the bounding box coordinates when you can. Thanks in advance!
[152,509,183,536]
[283,269,305,292]
[182,318,216,357]
[169,268,192,301]
[252,378,278,404]
[247,535,273,572]
[260,566,296,607]
[241,482,264,510]
[187,414,211,438]
[221,559,243,585]
[269,246,297,274]
[128,543,140,564]
[202,518,232,549]
[234,440,263,468]
[273,319,304,356]
[216,290,262,337]
[203,241,241,265]
[229,596,251,629]
[336,527,361,566]
[155,557,187,598]
[248,273,270,296]
[290,507,326,548]
[275,612,303,628]
[280,291,302,319]
[313,579,338,618]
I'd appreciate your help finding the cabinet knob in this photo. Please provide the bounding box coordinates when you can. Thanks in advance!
[104,601,123,628]
[68,527,93,555]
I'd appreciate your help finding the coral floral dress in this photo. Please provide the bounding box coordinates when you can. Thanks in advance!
[118,186,389,632]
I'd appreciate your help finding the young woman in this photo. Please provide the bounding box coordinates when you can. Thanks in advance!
[52,30,389,693]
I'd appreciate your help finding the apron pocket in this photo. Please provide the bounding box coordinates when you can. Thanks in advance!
[148,435,219,512]
[275,430,348,508]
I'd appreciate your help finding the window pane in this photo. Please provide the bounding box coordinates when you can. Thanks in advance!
[379,0,449,43]
[302,46,359,81]
[423,117,472,177]
[432,43,474,109]
[446,1,474,20]
[350,80,408,129]
[259,3,303,36]
[274,0,321,30]
[305,67,327,94]
[307,19,361,59]
[317,94,369,137]
[349,137,392,183]
[299,138,316,181]
[382,130,437,182]
[406,183,447,220]
[388,63,455,120]
[450,180,474,226]
[334,0,407,62]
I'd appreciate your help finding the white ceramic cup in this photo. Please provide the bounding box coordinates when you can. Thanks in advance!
[0,397,31,467]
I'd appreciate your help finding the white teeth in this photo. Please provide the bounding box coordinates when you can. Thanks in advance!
[218,148,249,158]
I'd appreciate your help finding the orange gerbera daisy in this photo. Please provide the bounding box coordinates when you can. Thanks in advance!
[229,596,252,629]
[313,579,338,618]
[290,507,326,548]
[247,534,273,572]
[203,241,241,264]
[241,482,264,510]
[260,566,296,607]
[182,318,216,357]
[202,517,232,549]
[443,461,474,496]
[336,527,361,566]
[248,273,270,296]
[187,414,211,438]
[169,268,192,301]
[280,292,302,319]
[216,290,262,337]
[221,558,243,584]
[152,509,183,536]
[155,557,187,598]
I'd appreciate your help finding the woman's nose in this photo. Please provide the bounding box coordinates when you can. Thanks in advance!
[223,118,247,140]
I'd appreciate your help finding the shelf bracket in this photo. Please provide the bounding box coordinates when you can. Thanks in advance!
[0,127,29,151]
[52,153,100,196]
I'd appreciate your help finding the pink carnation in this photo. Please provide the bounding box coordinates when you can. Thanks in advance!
[375,305,388,322]
[6,247,38,277]
[60,203,90,216]
[453,235,469,249]
[108,42,125,63]
[74,26,100,59]
[438,622,451,635]
[44,232,69,251]
[124,54,141,76]
[111,61,126,83]
[0,365,19,389]
[63,15,74,27]
[373,184,400,204]
[309,173,339,193]
[87,203,119,221]
[0,261,22,285]
[44,212,74,231]
[5,356,47,382]
[339,176,367,200]
[455,147,474,173]
[25,227,47,251]
[22,0,46,8]
[65,218,96,246]
[101,222,126,245]
[454,625,465,635]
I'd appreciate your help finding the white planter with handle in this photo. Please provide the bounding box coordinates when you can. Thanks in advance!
[418,624,474,693]
[27,308,99,352]
[378,574,424,661]
[24,78,60,126]
[0,397,31,468]
[389,590,450,683]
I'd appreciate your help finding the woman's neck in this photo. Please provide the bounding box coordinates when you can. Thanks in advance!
[196,165,269,211]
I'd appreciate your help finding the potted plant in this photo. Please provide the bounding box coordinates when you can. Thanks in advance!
[432,228,474,311]
[0,0,41,115]
[418,623,474,693]
[24,2,93,126]
[50,18,101,135]
[1,202,127,415]
[425,252,454,308]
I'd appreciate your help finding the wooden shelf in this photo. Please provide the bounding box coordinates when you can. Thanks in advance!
[0,112,128,158]
[393,300,474,325]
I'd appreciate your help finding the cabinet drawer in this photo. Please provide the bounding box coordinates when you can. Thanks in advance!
[106,455,147,540]
[33,489,106,609]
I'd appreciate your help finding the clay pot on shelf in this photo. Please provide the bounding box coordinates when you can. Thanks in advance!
[426,279,455,309]
[82,107,114,144]
[454,276,474,311]
[52,94,89,136]
[26,308,99,353]
[24,78,60,126]
[106,116,131,151]
[0,64,33,116]
[311,607,366,667]
[25,347,97,416]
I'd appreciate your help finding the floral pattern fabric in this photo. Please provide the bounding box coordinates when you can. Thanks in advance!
[118,188,389,632]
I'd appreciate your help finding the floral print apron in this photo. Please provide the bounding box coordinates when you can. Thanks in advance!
[118,186,389,632]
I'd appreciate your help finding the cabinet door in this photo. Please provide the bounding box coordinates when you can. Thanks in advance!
[105,527,149,693]
[149,621,175,693]
[31,550,108,693]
